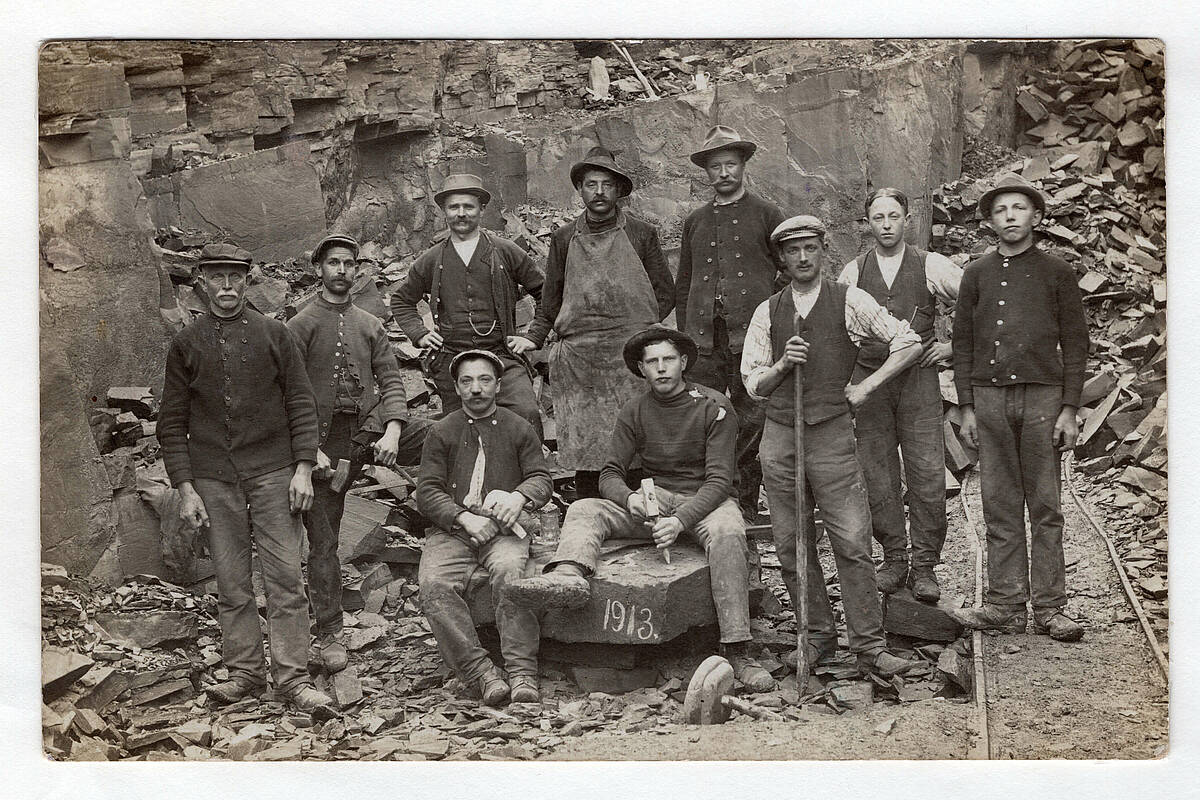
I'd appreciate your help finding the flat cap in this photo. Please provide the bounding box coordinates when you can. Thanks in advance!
[449,349,506,380]
[198,242,252,269]
[770,215,827,246]
[311,233,360,264]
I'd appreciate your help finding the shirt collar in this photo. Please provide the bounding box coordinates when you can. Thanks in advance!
[790,280,822,304]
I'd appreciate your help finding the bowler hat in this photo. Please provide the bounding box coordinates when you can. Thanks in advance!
[434,173,493,208]
[311,233,360,264]
[977,173,1046,217]
[622,325,699,377]
[770,215,828,246]
[569,146,634,198]
[198,242,252,270]
[449,349,506,380]
[690,125,758,167]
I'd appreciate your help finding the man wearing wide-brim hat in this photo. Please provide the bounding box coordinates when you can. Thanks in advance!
[157,242,337,718]
[676,125,785,523]
[740,215,926,680]
[949,173,1089,643]
[525,146,674,498]
[391,173,546,438]
[506,325,775,692]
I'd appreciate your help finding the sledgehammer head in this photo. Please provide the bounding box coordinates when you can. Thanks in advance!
[682,655,736,725]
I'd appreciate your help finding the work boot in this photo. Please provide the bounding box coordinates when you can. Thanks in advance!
[284,684,338,722]
[876,559,909,595]
[781,640,839,673]
[725,647,776,692]
[1031,608,1085,642]
[509,674,540,704]
[317,631,349,673]
[478,664,510,706]
[856,650,923,679]
[951,603,1027,634]
[504,570,591,609]
[206,675,266,706]
[908,566,941,603]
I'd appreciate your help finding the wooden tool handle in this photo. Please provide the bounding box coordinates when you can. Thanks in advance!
[792,310,810,689]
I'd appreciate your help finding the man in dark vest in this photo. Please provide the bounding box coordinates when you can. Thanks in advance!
[390,174,545,438]
[676,126,785,522]
[838,188,963,601]
[740,215,924,679]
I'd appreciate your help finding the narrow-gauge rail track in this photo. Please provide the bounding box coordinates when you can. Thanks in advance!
[958,457,1169,759]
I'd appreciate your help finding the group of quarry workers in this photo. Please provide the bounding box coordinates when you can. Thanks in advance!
[158,125,1090,719]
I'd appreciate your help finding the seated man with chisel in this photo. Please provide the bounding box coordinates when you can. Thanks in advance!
[505,326,775,691]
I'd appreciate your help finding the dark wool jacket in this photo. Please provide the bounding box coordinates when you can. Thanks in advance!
[953,244,1089,407]
[416,407,553,532]
[158,307,319,485]
[287,295,408,445]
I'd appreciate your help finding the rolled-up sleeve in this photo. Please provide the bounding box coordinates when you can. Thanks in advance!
[740,300,774,400]
[843,287,921,352]
[925,251,964,305]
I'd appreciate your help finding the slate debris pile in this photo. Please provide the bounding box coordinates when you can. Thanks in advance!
[929,39,1167,639]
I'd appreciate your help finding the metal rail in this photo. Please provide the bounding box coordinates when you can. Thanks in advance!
[957,470,991,760]
[1063,455,1169,680]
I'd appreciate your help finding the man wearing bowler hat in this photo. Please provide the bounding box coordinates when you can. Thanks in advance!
[742,216,925,679]
[288,233,431,672]
[391,173,546,437]
[506,326,775,691]
[158,242,336,718]
[677,125,785,522]
[950,174,1089,642]
[526,147,674,498]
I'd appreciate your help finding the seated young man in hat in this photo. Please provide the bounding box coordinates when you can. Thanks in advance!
[950,174,1089,642]
[417,349,553,705]
[506,327,775,692]
[288,233,432,673]
[158,243,336,719]
[390,174,545,438]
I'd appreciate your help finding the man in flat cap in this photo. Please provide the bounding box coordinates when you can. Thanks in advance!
[526,146,674,498]
[838,188,964,602]
[741,216,925,679]
[677,126,786,523]
[950,174,1089,642]
[506,326,774,691]
[417,349,553,705]
[391,174,546,437]
[158,243,336,718]
[288,233,431,672]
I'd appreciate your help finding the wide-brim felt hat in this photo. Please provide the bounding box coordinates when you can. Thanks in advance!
[690,125,758,167]
[311,233,360,264]
[569,146,634,198]
[622,325,699,377]
[977,172,1046,217]
[198,242,252,269]
[449,348,506,380]
[434,173,493,207]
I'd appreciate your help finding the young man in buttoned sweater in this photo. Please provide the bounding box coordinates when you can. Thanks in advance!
[288,233,431,673]
[950,174,1088,643]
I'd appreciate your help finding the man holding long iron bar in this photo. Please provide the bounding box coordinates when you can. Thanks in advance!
[741,215,924,680]
[506,325,775,691]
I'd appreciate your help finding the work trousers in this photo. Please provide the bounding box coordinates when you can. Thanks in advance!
[759,414,887,655]
[432,348,543,440]
[418,530,539,682]
[194,465,311,693]
[852,361,947,567]
[687,315,765,520]
[303,412,431,636]
[546,491,753,643]
[973,384,1068,610]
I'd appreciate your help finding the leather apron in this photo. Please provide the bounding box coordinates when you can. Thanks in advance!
[549,211,660,470]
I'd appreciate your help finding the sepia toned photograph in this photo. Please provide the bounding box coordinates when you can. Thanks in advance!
[36,33,1169,766]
